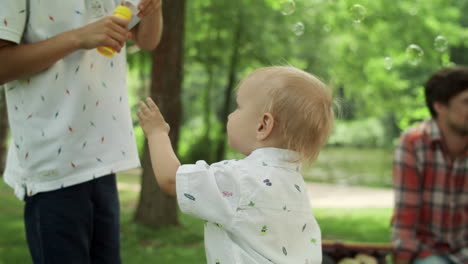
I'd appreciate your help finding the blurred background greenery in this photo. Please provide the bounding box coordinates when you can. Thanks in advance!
[125,0,467,187]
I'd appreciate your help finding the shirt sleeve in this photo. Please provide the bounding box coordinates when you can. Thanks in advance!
[176,160,240,228]
[0,0,27,43]
[391,132,422,260]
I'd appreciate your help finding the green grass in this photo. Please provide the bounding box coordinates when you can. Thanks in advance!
[0,174,392,264]
[0,178,31,264]
[303,147,394,188]
[314,208,392,243]
[119,179,206,263]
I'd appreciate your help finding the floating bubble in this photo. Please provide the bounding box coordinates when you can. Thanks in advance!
[406,44,424,65]
[292,22,305,36]
[408,7,418,16]
[408,0,421,15]
[434,36,448,52]
[349,4,366,23]
[383,57,393,70]
[348,43,358,52]
[280,0,295,16]
[323,24,332,33]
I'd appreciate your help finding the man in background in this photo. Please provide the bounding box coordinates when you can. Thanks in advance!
[391,66,468,264]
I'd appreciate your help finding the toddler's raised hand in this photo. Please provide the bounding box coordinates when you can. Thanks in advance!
[137,97,170,136]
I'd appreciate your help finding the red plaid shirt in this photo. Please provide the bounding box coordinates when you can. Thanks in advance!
[391,120,468,263]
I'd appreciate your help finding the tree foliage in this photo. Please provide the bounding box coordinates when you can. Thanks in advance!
[127,0,468,160]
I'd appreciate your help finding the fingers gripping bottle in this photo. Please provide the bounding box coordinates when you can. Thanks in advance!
[97,5,132,57]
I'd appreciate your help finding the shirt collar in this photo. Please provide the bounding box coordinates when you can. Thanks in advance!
[244,147,301,171]
[425,119,468,157]
[425,119,443,144]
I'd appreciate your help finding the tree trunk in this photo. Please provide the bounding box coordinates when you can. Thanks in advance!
[0,92,7,177]
[134,0,185,228]
[215,10,243,161]
[203,66,213,140]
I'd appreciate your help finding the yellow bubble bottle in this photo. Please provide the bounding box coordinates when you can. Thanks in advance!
[97,5,132,57]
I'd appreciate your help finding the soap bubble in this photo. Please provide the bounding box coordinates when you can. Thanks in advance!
[408,0,421,15]
[292,22,305,36]
[434,36,448,52]
[383,57,393,70]
[406,44,424,65]
[280,0,295,16]
[350,4,367,23]
[408,7,418,16]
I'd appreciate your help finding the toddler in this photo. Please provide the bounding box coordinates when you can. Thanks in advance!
[137,66,334,264]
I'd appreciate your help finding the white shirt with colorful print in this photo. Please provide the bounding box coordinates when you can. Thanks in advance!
[0,0,140,200]
[176,148,322,264]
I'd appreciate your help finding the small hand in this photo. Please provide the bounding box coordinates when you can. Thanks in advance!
[137,97,170,136]
[137,0,162,18]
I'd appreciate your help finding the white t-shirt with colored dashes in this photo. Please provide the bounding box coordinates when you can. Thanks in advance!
[0,0,140,200]
[176,148,322,264]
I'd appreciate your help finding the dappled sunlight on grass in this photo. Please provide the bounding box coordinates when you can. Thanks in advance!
[117,173,207,263]
[120,211,206,263]
[315,208,392,243]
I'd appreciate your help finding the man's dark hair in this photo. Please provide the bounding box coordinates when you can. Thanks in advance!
[424,66,468,118]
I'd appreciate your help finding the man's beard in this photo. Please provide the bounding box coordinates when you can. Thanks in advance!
[448,119,468,136]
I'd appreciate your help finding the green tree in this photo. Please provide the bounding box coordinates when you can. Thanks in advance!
[137,0,467,163]
[181,0,325,161]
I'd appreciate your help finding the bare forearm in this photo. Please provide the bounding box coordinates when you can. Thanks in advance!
[0,31,80,85]
[132,7,163,50]
[0,14,131,85]
[147,132,180,196]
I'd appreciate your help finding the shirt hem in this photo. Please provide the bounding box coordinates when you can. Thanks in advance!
[4,158,141,200]
[0,28,22,44]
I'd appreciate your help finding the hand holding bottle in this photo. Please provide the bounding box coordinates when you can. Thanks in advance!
[73,8,131,55]
[97,6,132,57]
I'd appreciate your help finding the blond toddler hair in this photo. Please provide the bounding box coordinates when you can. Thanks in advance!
[253,66,334,163]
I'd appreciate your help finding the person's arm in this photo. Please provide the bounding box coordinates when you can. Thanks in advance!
[130,0,163,50]
[137,98,180,196]
[391,134,422,264]
[0,16,131,85]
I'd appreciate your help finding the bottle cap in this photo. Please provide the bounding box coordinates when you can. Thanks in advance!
[114,5,132,19]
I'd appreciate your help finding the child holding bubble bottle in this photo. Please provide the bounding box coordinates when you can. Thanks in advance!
[137,66,335,264]
[0,0,162,263]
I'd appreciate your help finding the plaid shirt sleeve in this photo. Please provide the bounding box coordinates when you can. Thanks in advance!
[391,132,422,260]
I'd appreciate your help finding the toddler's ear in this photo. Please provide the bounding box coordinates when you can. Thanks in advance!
[256,113,275,141]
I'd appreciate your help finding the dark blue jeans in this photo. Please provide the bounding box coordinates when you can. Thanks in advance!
[24,174,121,264]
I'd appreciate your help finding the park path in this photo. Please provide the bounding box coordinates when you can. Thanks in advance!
[119,169,394,209]
[306,182,393,208]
